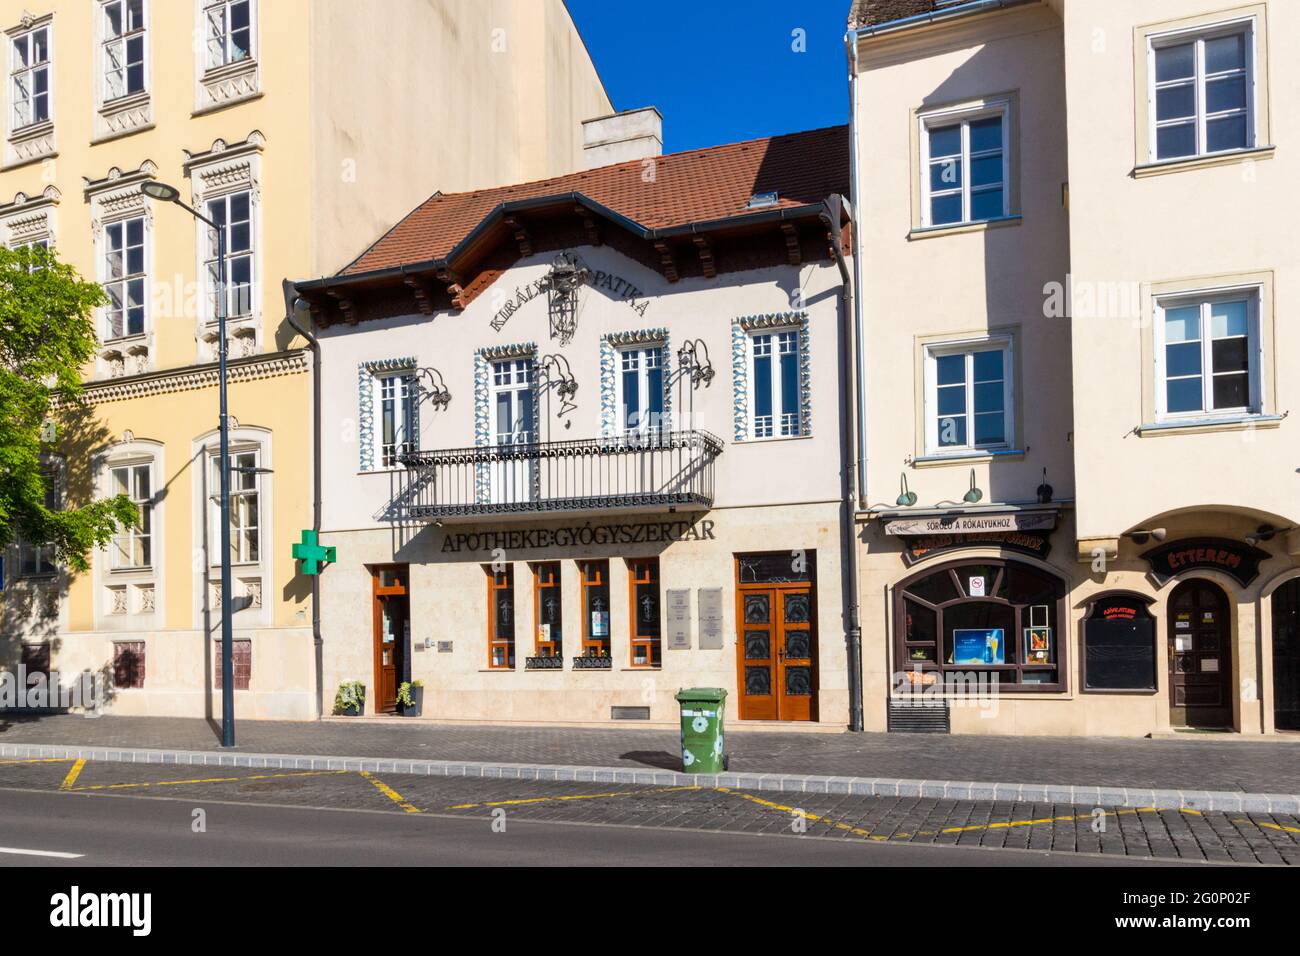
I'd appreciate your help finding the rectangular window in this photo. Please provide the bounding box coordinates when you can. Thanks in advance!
[580,560,611,658]
[628,558,661,668]
[205,191,253,319]
[213,639,251,690]
[204,0,252,70]
[16,460,61,578]
[112,640,145,689]
[487,565,516,669]
[10,24,50,130]
[1156,289,1260,418]
[533,562,563,658]
[1150,22,1254,162]
[749,329,801,439]
[103,0,146,101]
[921,105,1008,227]
[491,358,534,444]
[376,372,415,468]
[210,449,260,565]
[618,345,665,436]
[110,463,152,569]
[103,216,146,340]
[925,342,1013,454]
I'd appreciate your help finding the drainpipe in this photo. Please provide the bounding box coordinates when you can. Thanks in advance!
[284,280,324,719]
[821,197,865,733]
[846,34,868,510]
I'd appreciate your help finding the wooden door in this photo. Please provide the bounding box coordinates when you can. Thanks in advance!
[372,566,409,714]
[1273,579,1300,731]
[736,583,817,721]
[1168,580,1232,728]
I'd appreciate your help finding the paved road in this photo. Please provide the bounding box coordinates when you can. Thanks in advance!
[0,755,1290,866]
[1,714,1296,793]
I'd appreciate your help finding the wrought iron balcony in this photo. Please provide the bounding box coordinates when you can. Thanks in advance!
[396,430,723,522]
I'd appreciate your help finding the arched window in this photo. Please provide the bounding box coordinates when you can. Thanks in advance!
[895,558,1067,692]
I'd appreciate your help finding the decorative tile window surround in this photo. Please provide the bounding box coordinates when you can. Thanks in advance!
[357,357,418,473]
[85,161,159,379]
[731,311,811,442]
[184,130,264,362]
[474,342,538,503]
[4,13,56,170]
[194,0,259,114]
[0,185,58,249]
[599,328,671,438]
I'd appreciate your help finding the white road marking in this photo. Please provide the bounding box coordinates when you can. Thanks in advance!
[0,846,84,859]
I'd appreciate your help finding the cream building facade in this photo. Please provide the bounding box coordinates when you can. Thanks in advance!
[849,0,1299,736]
[0,0,610,719]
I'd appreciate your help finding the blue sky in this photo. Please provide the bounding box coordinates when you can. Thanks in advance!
[565,0,850,153]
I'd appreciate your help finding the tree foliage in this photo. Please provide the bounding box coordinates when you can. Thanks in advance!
[0,244,137,573]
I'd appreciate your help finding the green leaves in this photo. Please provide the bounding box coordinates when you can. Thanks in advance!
[0,244,135,573]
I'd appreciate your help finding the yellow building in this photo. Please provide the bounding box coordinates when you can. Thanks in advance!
[0,0,610,718]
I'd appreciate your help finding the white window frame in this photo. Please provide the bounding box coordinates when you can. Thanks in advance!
[1147,17,1257,164]
[9,20,51,133]
[202,0,255,72]
[616,344,666,436]
[918,100,1010,228]
[110,461,154,571]
[490,358,536,445]
[208,446,262,567]
[746,327,803,440]
[374,370,416,470]
[923,337,1015,456]
[102,214,148,342]
[101,0,148,104]
[15,456,62,579]
[1154,285,1263,421]
[203,189,254,321]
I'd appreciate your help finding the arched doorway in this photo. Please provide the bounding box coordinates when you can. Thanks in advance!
[1167,579,1233,728]
[1273,578,1300,731]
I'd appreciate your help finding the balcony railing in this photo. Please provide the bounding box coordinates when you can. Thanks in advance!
[396,430,723,522]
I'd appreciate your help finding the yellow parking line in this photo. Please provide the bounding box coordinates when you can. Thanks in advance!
[1257,821,1300,835]
[71,769,350,793]
[718,788,876,839]
[448,785,699,811]
[359,771,422,813]
[59,759,86,791]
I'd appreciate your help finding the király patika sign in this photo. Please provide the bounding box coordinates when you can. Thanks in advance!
[439,519,716,555]
[490,268,650,331]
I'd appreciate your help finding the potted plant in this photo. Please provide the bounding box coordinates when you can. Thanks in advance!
[334,680,365,717]
[396,680,423,717]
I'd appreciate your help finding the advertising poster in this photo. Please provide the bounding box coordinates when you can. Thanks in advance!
[952,628,1005,665]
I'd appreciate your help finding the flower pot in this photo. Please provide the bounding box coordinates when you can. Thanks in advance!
[337,701,364,717]
[398,686,423,717]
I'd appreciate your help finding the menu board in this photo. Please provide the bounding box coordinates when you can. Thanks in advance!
[1084,597,1156,690]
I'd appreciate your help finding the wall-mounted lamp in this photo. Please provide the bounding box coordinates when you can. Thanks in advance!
[1036,468,1053,505]
[1128,528,1167,545]
[1246,524,1296,547]
[962,468,983,505]
[896,473,917,508]
[415,368,452,409]
[677,338,716,388]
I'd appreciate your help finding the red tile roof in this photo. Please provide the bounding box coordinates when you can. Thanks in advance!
[342,124,849,276]
[848,0,939,30]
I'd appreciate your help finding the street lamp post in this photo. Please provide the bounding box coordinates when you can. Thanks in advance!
[141,180,235,747]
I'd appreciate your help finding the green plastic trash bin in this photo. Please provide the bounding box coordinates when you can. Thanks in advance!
[676,687,728,774]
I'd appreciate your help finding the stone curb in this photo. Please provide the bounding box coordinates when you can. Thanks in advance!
[6,741,1298,815]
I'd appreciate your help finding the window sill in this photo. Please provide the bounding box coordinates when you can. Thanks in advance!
[109,567,154,575]
[912,448,1025,468]
[1133,145,1275,179]
[1138,413,1284,437]
[908,215,1022,241]
[738,432,812,445]
[192,90,263,119]
[9,119,53,144]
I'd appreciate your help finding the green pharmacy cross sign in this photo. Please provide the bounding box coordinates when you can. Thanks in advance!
[292,529,336,576]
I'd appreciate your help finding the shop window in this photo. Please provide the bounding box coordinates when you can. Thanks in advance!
[112,641,145,689]
[1082,594,1157,692]
[486,566,515,669]
[894,559,1066,691]
[213,639,252,690]
[580,560,611,659]
[628,558,662,668]
[533,562,563,659]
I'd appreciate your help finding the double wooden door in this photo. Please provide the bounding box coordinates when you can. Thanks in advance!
[372,566,409,715]
[736,583,817,721]
[1168,580,1232,728]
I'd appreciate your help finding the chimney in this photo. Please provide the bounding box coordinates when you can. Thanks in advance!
[581,107,663,170]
